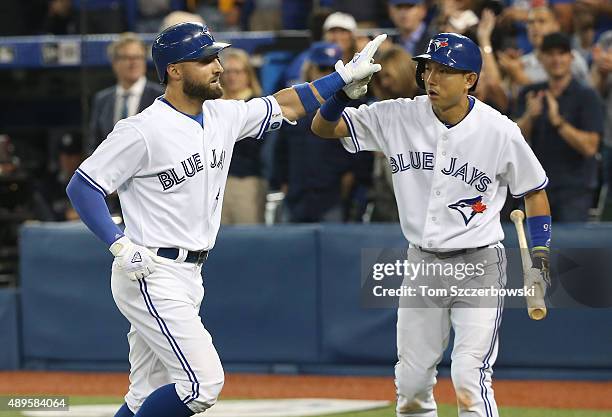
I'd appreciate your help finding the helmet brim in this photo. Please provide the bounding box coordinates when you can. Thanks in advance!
[412,52,476,73]
[412,53,431,62]
[174,41,232,63]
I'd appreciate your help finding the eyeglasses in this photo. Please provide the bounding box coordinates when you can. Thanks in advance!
[115,54,146,62]
[223,68,247,75]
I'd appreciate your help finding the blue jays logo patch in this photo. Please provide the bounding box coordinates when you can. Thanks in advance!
[430,38,449,51]
[448,196,487,226]
[326,47,338,58]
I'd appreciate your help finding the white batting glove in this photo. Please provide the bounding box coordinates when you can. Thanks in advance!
[335,34,386,84]
[110,236,157,280]
[343,74,373,99]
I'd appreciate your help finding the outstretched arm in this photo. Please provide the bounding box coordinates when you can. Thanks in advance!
[273,84,324,122]
[273,34,386,123]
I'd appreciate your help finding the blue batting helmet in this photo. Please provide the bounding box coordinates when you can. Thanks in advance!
[152,22,231,84]
[412,33,482,91]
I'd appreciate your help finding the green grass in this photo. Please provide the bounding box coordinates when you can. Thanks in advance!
[1,397,610,417]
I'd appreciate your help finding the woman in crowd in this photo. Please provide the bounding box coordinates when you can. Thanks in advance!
[220,48,267,224]
[368,46,418,222]
[371,45,418,100]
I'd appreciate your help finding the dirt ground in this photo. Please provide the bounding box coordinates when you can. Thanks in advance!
[0,372,611,410]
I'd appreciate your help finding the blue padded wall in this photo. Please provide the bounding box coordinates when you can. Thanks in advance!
[202,225,319,363]
[19,223,129,369]
[15,222,612,377]
[0,288,20,369]
[318,224,406,365]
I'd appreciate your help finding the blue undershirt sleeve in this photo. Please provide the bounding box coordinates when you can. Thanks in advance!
[66,172,124,247]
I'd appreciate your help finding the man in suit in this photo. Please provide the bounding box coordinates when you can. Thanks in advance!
[87,32,164,155]
[388,0,432,56]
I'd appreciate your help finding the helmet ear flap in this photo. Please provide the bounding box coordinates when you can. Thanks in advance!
[415,60,426,90]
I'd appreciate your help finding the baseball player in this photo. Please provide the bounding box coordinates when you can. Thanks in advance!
[312,33,552,417]
[66,22,385,417]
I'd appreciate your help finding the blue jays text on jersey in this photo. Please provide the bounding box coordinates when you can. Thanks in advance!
[156,148,227,191]
[210,149,226,170]
[157,152,205,191]
[389,151,492,192]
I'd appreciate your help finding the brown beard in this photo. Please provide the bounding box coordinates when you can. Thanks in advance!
[183,75,224,101]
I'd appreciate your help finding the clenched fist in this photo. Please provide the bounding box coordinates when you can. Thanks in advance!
[110,236,158,280]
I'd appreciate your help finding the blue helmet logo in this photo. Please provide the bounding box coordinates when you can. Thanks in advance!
[430,38,449,52]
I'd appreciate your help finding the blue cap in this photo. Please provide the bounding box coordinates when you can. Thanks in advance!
[307,42,343,66]
[389,0,423,5]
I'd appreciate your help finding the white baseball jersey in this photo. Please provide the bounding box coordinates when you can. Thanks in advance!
[78,96,282,251]
[341,95,547,249]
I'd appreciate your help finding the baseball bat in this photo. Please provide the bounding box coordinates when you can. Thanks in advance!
[510,209,547,320]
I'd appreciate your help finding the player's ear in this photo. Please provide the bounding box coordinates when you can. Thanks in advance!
[465,72,477,90]
[166,63,182,82]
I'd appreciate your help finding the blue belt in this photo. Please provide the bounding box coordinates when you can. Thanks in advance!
[157,248,209,264]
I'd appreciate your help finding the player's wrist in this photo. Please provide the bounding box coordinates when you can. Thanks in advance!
[526,216,551,245]
[109,235,130,256]
[294,70,351,114]
[335,89,352,103]
[320,91,350,122]
[312,71,346,97]
[530,246,549,265]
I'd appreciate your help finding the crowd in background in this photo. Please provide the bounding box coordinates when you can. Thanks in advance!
[2,0,612,230]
